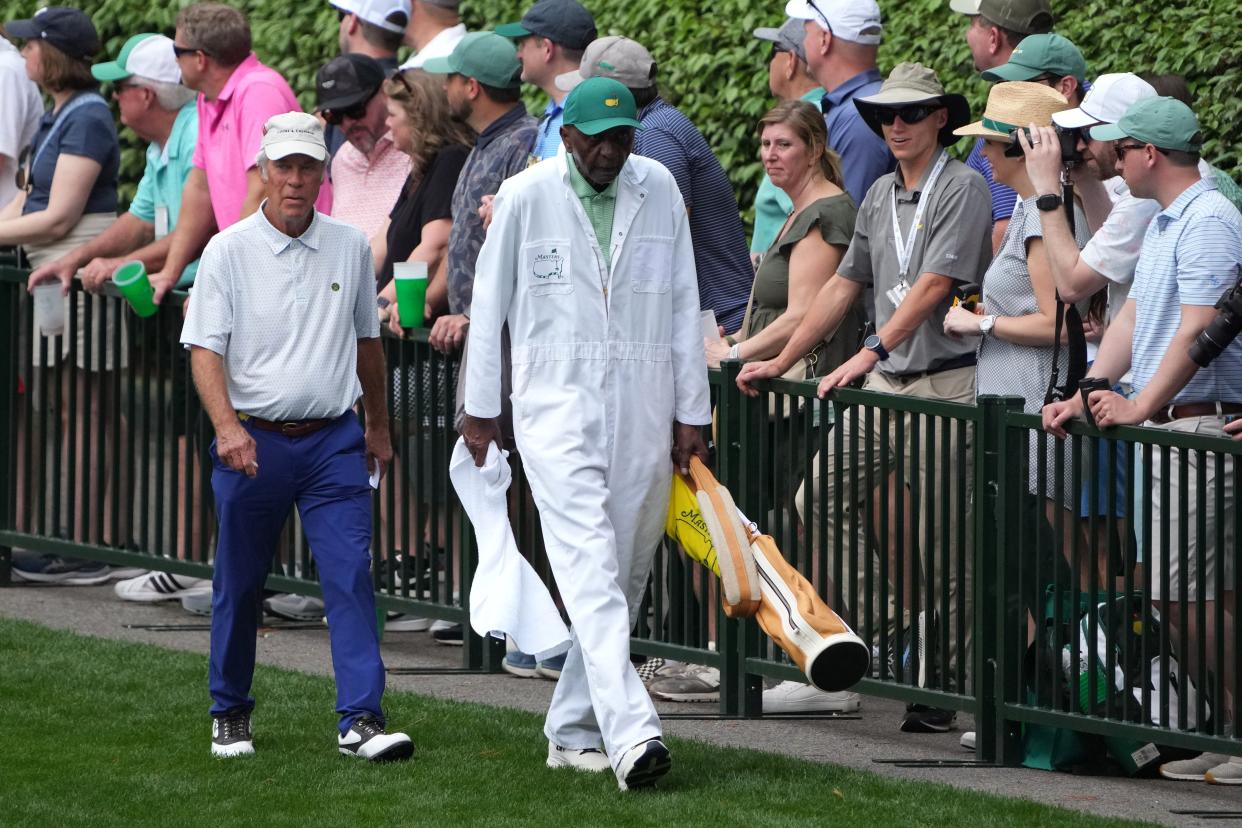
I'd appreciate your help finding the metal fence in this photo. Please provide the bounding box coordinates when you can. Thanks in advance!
[2,263,1240,765]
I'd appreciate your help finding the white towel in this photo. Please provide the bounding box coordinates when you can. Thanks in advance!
[448,439,570,660]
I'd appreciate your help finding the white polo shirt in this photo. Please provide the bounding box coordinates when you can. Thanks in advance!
[181,205,381,421]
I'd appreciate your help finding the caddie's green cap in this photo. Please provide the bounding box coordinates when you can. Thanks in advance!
[422,31,521,88]
[981,33,1087,84]
[562,76,644,136]
[1090,96,1203,152]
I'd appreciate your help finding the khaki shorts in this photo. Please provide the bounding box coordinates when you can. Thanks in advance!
[1143,415,1236,601]
[24,213,128,372]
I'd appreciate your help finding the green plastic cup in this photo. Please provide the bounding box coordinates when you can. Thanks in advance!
[393,262,428,329]
[113,260,157,317]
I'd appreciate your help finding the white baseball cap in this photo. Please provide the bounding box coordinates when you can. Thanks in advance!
[257,112,329,164]
[91,33,181,85]
[330,0,410,34]
[784,0,883,45]
[1052,72,1157,129]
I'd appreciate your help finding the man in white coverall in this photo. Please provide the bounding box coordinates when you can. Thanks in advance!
[460,76,711,791]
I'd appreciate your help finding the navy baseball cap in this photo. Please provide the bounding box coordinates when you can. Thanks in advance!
[4,6,99,60]
[494,0,596,51]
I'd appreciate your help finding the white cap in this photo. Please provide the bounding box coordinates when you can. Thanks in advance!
[257,112,329,164]
[330,0,410,34]
[784,0,883,45]
[91,34,181,85]
[1052,72,1157,129]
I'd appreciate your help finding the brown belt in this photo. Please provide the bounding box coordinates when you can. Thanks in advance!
[238,413,335,437]
[1148,401,1242,425]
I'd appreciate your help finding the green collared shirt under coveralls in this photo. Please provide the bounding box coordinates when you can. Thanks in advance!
[566,153,619,270]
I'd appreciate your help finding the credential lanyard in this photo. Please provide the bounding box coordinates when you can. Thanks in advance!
[890,150,949,284]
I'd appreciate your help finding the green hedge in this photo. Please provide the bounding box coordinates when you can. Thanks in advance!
[4,0,1239,219]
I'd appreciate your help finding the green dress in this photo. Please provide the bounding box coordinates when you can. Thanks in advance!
[746,194,863,377]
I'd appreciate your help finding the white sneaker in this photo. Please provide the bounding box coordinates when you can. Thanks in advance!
[115,570,212,603]
[614,738,671,791]
[264,593,323,621]
[108,566,148,581]
[211,712,254,758]
[1161,752,1232,781]
[546,741,611,772]
[385,614,432,632]
[960,730,976,751]
[762,680,861,713]
[180,589,213,617]
[1206,757,1242,785]
[338,717,414,762]
[429,618,456,633]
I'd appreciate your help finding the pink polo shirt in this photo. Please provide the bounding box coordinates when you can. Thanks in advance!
[329,132,410,241]
[192,53,332,231]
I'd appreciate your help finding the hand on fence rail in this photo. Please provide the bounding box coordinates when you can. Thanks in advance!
[815,349,879,396]
[734,358,788,396]
[429,313,469,353]
[80,257,129,293]
[1227,416,1242,441]
[26,259,73,295]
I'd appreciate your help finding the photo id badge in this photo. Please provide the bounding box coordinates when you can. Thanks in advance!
[154,206,169,239]
[886,279,911,308]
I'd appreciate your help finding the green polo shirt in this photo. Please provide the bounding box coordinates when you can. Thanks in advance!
[567,153,619,270]
[128,100,200,288]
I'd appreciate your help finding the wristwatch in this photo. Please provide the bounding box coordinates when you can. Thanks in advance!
[1035,193,1063,212]
[863,334,889,361]
[979,314,997,336]
[376,296,392,310]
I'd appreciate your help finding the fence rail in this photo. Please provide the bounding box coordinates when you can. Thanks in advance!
[2,263,1239,766]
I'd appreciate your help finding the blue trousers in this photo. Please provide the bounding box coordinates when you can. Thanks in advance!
[208,412,384,734]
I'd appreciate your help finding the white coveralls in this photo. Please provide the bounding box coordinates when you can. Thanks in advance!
[464,151,711,765]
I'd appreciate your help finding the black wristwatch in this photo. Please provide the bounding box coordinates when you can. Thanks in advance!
[376,296,392,310]
[863,334,889,361]
[1036,193,1064,212]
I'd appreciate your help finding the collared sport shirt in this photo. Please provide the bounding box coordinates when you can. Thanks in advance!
[330,132,411,241]
[1130,178,1242,403]
[192,53,332,231]
[448,105,538,315]
[566,152,619,270]
[129,100,200,287]
[180,206,380,421]
[532,98,565,161]
[823,68,895,207]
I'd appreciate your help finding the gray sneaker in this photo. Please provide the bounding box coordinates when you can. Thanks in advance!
[264,593,324,621]
[648,665,720,702]
[180,589,213,617]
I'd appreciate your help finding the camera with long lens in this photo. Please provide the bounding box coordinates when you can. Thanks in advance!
[1005,125,1084,166]
[1189,268,1242,367]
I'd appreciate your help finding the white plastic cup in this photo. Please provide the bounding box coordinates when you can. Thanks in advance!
[33,283,65,336]
[699,308,720,341]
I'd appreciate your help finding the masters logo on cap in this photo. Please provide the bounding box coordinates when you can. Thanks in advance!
[563,76,645,136]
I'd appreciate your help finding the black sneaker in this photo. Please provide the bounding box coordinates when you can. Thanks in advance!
[211,710,254,757]
[12,551,111,585]
[615,738,672,791]
[430,622,463,646]
[900,703,957,733]
[338,716,414,762]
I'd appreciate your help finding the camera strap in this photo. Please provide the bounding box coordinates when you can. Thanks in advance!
[1043,180,1088,405]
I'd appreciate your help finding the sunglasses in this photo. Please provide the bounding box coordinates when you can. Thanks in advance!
[324,98,371,125]
[172,43,206,59]
[875,104,939,126]
[806,0,834,32]
[1114,142,1169,161]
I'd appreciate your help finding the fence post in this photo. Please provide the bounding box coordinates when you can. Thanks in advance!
[715,360,763,716]
[975,395,1026,764]
[0,276,15,586]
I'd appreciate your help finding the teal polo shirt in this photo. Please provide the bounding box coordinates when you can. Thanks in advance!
[128,100,200,288]
[749,86,826,255]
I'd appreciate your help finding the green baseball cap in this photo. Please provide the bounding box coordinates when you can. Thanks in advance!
[92,33,181,84]
[422,31,521,88]
[980,33,1087,84]
[1090,96,1203,152]
[562,77,644,136]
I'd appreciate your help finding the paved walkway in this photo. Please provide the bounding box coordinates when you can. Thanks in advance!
[3,581,1240,826]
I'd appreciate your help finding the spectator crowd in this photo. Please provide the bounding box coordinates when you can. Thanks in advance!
[3,0,1242,785]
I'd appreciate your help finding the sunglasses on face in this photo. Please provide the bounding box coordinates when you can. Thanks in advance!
[172,43,206,59]
[1114,142,1169,162]
[875,104,938,126]
[324,98,371,125]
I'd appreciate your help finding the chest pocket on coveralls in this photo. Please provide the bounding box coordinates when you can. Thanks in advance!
[630,236,674,294]
[522,239,573,296]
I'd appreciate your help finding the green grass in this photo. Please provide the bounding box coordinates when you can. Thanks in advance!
[0,618,1149,828]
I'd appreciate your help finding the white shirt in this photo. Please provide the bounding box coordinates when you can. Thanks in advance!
[180,205,381,421]
[400,24,467,70]
[0,38,44,210]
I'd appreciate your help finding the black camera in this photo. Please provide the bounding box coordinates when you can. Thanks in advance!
[1189,268,1242,367]
[1078,377,1111,428]
[1004,125,1084,167]
[953,282,982,312]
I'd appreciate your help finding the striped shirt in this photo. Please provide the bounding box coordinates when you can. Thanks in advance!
[532,98,564,161]
[966,137,1018,223]
[1130,178,1242,403]
[181,206,380,421]
[634,97,752,332]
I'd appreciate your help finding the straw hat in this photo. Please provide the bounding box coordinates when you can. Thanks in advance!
[854,62,971,146]
[954,81,1071,141]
